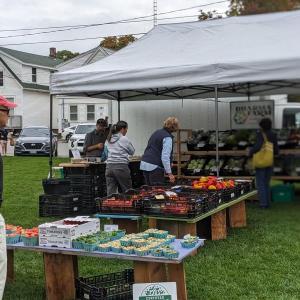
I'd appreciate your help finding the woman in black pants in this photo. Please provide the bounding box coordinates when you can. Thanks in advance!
[105,121,135,195]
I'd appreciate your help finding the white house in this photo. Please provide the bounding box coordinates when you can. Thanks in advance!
[56,45,114,131]
[0,47,62,130]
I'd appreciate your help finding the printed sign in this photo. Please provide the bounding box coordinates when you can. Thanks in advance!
[230,100,274,129]
[133,282,177,300]
[71,149,81,159]
[104,225,118,232]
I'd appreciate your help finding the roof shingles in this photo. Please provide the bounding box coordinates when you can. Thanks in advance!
[0,47,62,68]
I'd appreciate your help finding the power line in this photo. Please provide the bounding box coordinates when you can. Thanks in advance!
[0,12,220,40]
[0,0,228,33]
[0,10,225,47]
[0,32,147,47]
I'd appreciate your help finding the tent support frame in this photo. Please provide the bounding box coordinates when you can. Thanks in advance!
[215,86,219,178]
[117,91,121,121]
[49,94,53,178]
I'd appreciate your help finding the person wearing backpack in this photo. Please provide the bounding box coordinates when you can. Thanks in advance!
[249,118,279,209]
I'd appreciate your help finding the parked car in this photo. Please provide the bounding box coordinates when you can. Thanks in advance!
[61,125,76,142]
[68,123,95,157]
[14,126,58,156]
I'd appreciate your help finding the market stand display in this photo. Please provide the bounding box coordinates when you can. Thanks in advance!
[6,219,204,300]
[176,129,300,181]
[95,178,256,241]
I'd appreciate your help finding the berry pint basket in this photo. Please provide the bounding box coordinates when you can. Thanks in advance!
[76,269,134,300]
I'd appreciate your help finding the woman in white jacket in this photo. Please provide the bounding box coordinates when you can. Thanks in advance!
[105,121,135,195]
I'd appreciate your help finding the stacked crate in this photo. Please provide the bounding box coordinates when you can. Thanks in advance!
[40,178,81,217]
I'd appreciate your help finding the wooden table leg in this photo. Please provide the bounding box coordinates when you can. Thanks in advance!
[134,261,167,283]
[43,253,78,300]
[168,263,188,300]
[178,222,197,256]
[6,249,14,283]
[148,218,157,229]
[228,200,247,228]
[211,210,227,240]
[157,220,179,236]
[112,219,139,233]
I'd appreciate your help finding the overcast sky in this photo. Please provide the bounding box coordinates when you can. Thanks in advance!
[0,0,229,56]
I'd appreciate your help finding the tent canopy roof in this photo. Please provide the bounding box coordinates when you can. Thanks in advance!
[50,10,300,100]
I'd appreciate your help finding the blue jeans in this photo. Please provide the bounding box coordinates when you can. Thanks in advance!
[255,167,272,207]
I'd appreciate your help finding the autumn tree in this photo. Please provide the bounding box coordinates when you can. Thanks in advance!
[198,9,222,21]
[228,0,300,16]
[56,50,79,61]
[100,35,136,50]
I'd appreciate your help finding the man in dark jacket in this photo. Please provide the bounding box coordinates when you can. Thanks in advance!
[0,96,17,299]
[83,118,109,157]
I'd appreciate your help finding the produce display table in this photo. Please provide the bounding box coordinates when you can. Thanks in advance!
[94,213,142,233]
[7,239,204,300]
[148,191,257,240]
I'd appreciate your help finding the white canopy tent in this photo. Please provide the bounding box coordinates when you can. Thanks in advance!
[49,10,300,176]
[51,10,300,100]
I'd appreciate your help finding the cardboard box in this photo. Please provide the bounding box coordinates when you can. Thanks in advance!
[39,236,73,248]
[38,216,100,248]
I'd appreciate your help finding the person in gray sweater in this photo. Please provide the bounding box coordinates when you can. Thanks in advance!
[105,121,135,195]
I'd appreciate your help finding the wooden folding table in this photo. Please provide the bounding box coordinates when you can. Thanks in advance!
[7,239,204,300]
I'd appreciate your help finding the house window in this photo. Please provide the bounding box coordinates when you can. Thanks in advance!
[70,105,78,121]
[32,68,37,83]
[87,105,95,121]
[0,71,3,86]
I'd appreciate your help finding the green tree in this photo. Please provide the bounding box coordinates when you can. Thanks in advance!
[56,50,79,61]
[100,35,136,50]
[228,0,300,16]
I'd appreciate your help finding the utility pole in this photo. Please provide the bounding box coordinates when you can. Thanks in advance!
[153,0,158,27]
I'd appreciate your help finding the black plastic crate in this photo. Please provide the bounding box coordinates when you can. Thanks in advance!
[64,167,93,177]
[70,185,95,195]
[67,174,95,185]
[220,188,236,203]
[76,269,134,300]
[42,179,71,195]
[142,192,209,218]
[39,194,81,217]
[96,193,142,215]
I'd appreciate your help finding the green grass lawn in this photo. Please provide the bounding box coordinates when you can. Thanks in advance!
[1,157,300,300]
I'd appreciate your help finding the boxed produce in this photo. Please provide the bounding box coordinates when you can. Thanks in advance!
[185,158,207,176]
[204,158,225,175]
[97,191,142,214]
[223,157,246,176]
[39,216,100,248]
[187,130,209,151]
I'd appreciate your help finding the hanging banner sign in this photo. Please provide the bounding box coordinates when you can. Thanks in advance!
[133,282,177,300]
[230,100,274,129]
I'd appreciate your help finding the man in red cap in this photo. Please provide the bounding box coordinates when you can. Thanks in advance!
[0,96,17,299]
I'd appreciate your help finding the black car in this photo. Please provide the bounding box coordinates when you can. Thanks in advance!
[14,126,58,156]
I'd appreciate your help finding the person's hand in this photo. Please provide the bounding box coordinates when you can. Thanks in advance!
[97,143,104,150]
[168,173,175,183]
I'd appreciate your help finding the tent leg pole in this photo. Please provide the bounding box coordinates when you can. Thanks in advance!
[215,86,219,178]
[247,82,251,101]
[117,91,121,121]
[49,94,53,179]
